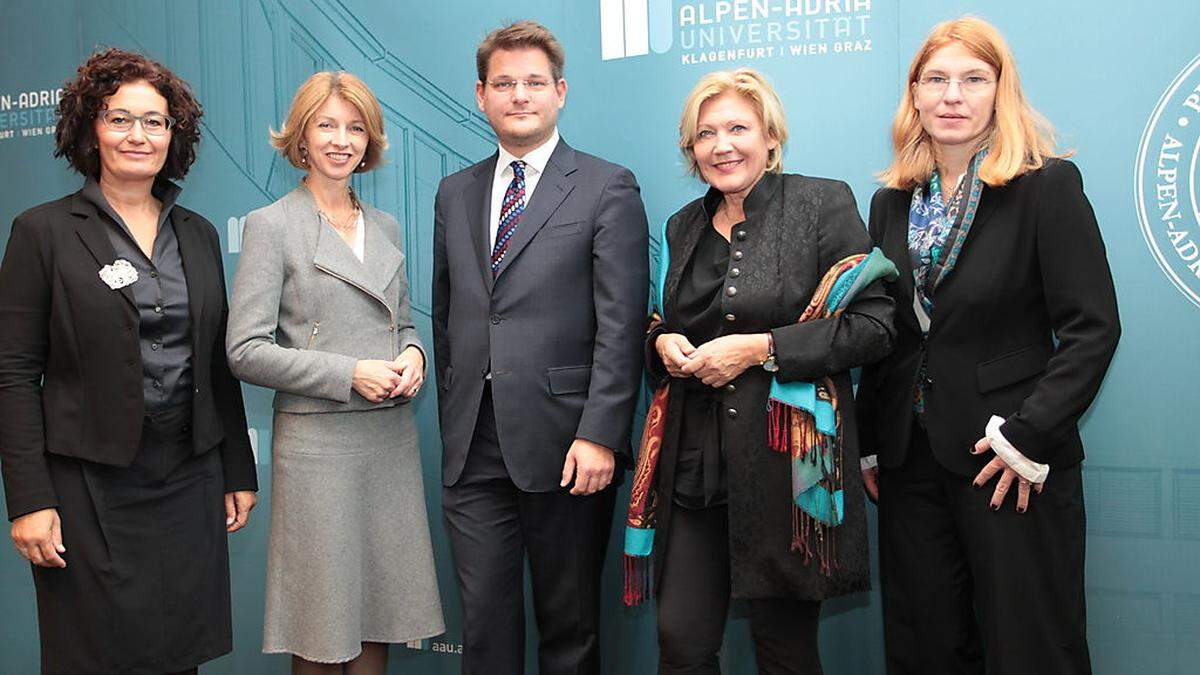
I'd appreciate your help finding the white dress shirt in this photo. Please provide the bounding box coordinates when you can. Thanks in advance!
[488,128,560,251]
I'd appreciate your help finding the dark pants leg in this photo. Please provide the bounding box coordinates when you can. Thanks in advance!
[443,386,616,675]
[749,599,823,675]
[656,504,824,675]
[954,456,1091,674]
[879,427,983,675]
[880,424,1091,675]
[523,476,616,675]
[656,505,731,675]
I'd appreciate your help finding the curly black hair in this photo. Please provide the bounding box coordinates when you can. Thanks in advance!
[54,47,203,180]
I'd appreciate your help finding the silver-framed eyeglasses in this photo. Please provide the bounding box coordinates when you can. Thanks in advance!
[97,108,176,136]
[916,75,995,95]
[487,78,553,93]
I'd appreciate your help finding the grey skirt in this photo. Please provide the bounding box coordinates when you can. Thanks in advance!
[262,404,444,662]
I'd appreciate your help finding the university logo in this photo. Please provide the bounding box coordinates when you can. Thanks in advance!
[600,0,673,60]
[1136,54,1200,308]
[600,0,874,65]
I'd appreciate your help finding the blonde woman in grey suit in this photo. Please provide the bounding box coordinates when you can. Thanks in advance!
[227,71,444,674]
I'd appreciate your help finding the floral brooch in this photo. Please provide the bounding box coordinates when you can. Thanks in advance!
[98,258,138,290]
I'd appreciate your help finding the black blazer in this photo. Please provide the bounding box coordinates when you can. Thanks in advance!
[0,190,257,520]
[857,159,1121,476]
[432,140,650,490]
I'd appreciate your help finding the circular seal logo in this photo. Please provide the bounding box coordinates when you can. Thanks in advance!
[1136,54,1200,308]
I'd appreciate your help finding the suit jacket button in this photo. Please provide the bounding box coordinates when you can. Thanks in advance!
[490,314,502,325]
[732,250,744,261]
[735,230,747,241]
[726,407,738,419]
[725,286,737,297]
[725,313,736,322]
[724,383,736,393]
[729,268,740,278]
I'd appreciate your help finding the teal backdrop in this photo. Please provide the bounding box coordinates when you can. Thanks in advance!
[2,1,1199,673]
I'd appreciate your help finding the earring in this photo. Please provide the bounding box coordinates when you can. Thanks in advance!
[300,146,308,165]
[359,160,365,168]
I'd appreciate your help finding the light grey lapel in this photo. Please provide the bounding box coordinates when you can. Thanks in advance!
[362,208,403,299]
[287,185,394,307]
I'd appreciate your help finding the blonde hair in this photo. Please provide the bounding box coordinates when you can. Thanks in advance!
[679,68,788,179]
[270,71,388,172]
[879,16,1065,189]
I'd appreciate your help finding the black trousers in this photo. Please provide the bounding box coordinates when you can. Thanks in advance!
[442,385,616,675]
[656,504,823,675]
[879,424,1091,675]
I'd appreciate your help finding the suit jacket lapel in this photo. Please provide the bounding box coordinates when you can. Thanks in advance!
[312,215,388,306]
[172,208,209,349]
[467,154,497,292]
[70,193,137,312]
[929,183,1001,295]
[493,141,577,280]
[883,191,919,333]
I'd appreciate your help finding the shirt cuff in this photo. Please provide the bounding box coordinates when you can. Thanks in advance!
[986,415,1050,484]
[860,454,878,471]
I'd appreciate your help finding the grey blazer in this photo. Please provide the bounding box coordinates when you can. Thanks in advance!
[227,185,423,413]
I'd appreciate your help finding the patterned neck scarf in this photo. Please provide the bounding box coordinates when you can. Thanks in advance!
[908,148,988,318]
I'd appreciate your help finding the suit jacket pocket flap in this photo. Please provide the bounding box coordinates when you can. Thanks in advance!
[976,343,1052,393]
[547,365,591,395]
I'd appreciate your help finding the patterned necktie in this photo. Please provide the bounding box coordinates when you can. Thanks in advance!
[491,160,526,276]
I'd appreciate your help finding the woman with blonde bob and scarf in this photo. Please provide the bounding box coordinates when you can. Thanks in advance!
[623,67,895,674]
[857,17,1120,674]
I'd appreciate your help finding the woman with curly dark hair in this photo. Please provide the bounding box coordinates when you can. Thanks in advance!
[0,47,258,674]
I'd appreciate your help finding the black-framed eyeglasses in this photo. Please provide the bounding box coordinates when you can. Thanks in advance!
[97,108,176,135]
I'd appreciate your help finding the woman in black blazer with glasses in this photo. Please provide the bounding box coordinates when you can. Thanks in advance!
[858,18,1120,674]
[0,48,256,675]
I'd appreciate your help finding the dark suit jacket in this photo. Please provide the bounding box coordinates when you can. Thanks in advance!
[432,140,650,490]
[0,190,257,520]
[857,159,1121,475]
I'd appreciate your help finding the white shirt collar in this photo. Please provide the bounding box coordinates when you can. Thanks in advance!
[496,127,559,176]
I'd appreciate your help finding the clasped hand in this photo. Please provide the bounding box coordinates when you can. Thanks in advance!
[656,332,766,387]
[352,347,425,403]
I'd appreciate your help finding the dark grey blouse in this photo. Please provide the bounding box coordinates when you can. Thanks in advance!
[82,178,193,411]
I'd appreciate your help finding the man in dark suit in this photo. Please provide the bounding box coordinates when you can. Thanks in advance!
[432,19,649,675]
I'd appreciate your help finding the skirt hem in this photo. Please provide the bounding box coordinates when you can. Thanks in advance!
[262,626,446,664]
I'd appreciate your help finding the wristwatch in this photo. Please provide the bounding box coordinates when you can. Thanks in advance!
[762,332,778,372]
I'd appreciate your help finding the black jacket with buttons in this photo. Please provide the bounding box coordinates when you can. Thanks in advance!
[647,172,895,600]
[0,190,257,521]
